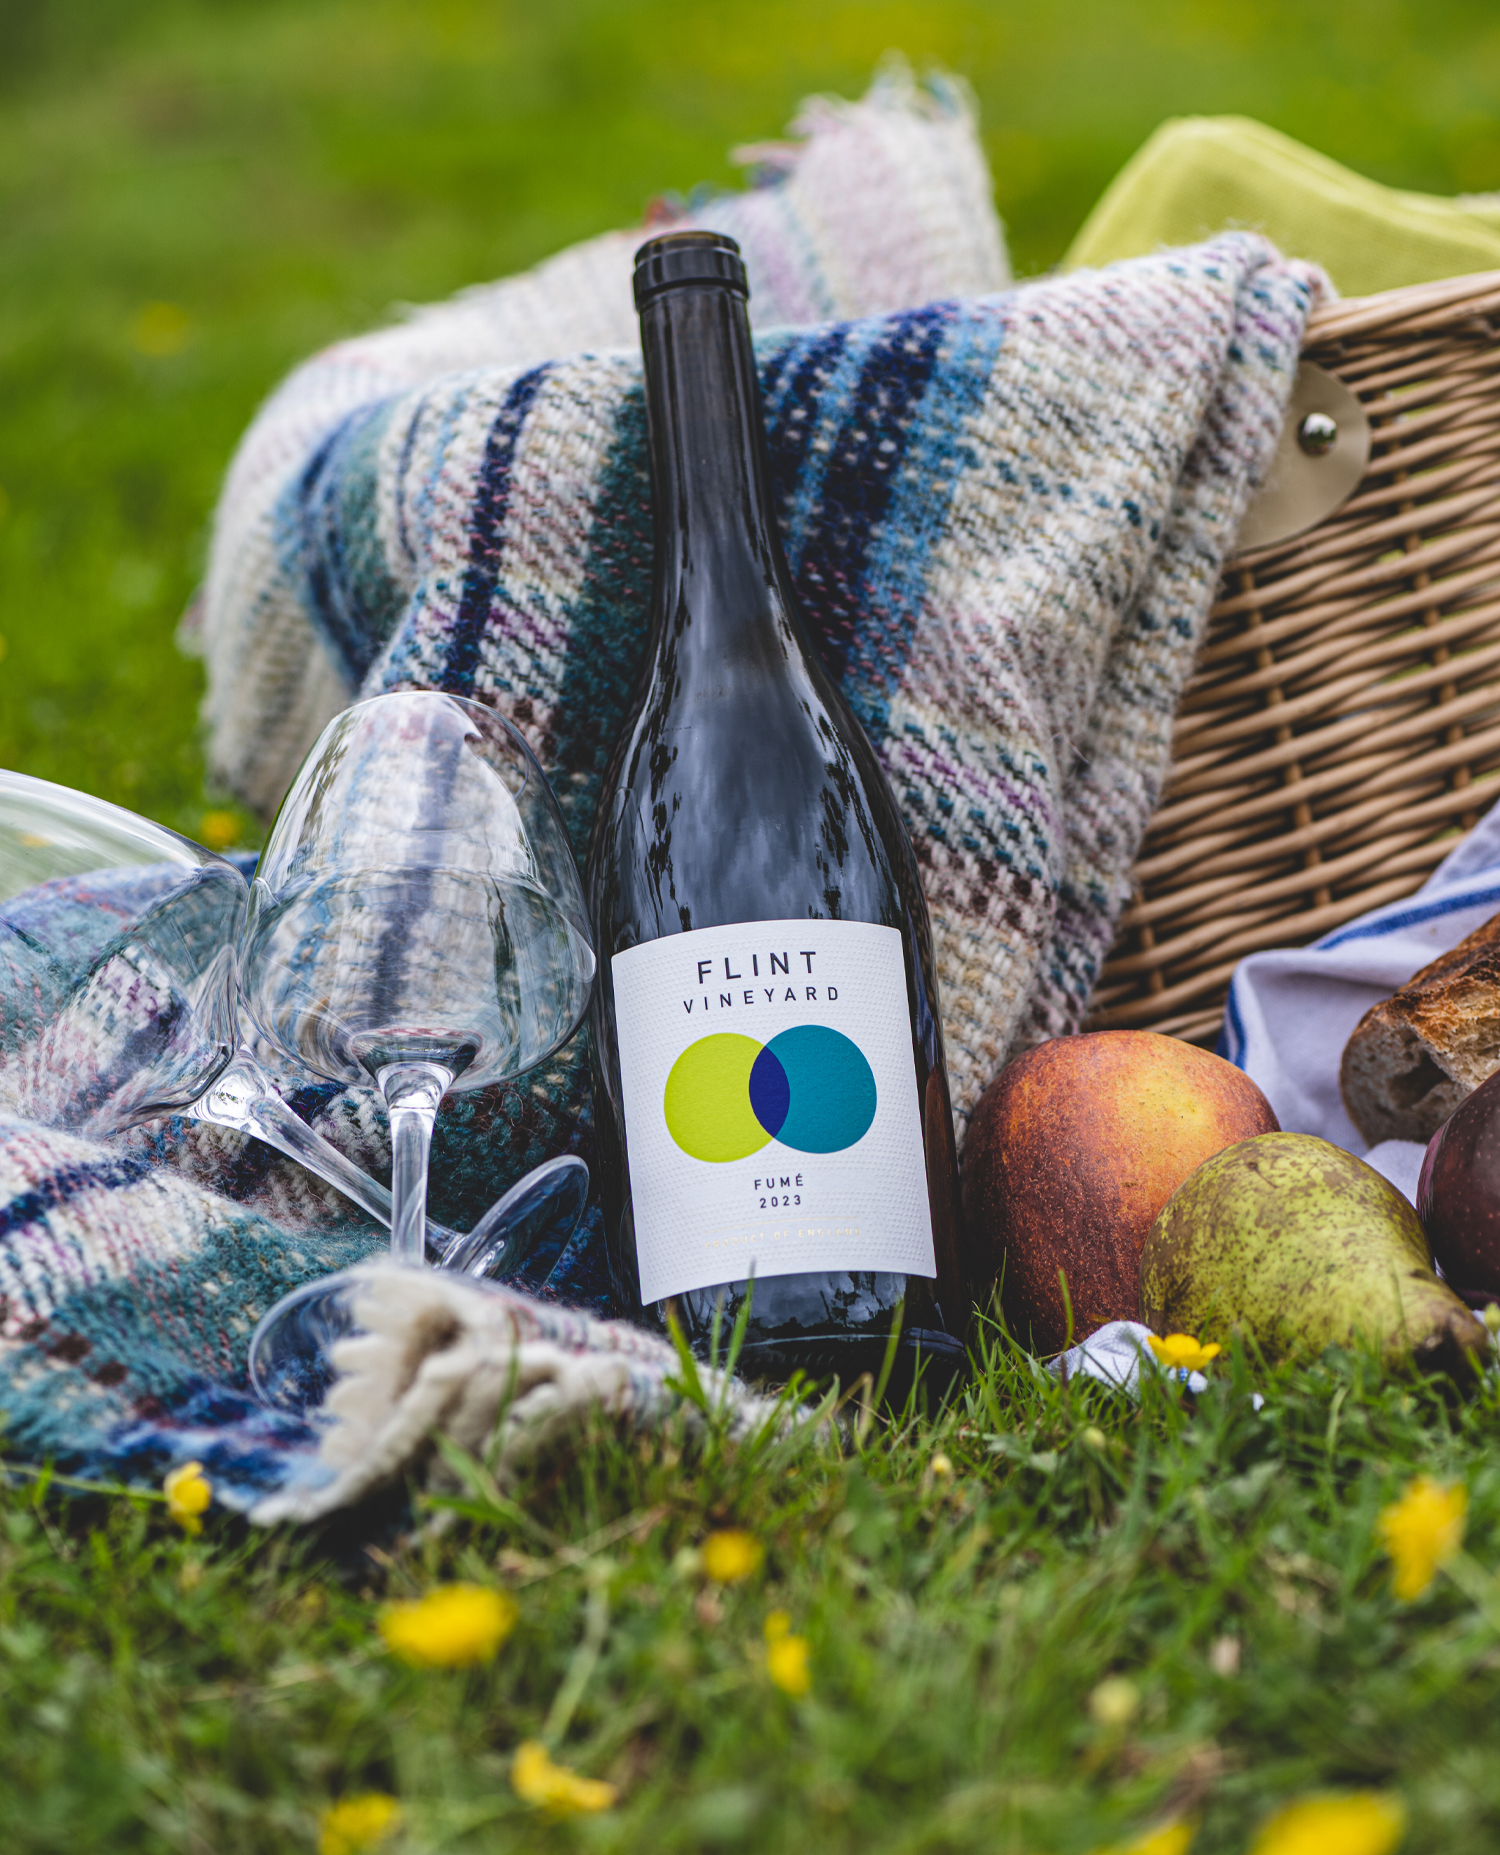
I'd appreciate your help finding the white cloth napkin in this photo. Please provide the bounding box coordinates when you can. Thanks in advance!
[1050,1319,1210,1393]
[1220,802,1500,1203]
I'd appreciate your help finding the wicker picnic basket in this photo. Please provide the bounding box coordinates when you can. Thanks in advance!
[1090,268,1500,1046]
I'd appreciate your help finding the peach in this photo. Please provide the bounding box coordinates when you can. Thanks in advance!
[963,1030,1279,1353]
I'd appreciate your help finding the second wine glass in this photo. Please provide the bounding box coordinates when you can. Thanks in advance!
[241,690,595,1270]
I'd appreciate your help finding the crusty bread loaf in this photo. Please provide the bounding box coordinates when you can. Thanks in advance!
[1341,911,1500,1144]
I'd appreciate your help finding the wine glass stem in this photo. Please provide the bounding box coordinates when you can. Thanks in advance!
[378,1062,451,1265]
[250,1094,394,1225]
[189,1050,461,1254]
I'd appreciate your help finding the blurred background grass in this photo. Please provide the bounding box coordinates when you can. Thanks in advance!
[3,0,1499,846]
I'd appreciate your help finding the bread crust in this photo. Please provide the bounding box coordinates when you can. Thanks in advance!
[1341,911,1500,1144]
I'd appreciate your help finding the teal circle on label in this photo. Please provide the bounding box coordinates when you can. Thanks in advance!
[762,1025,877,1154]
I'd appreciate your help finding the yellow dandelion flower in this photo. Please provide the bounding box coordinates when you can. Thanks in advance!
[1093,1820,1196,1855]
[163,1461,212,1536]
[1126,1825,1195,1855]
[131,301,192,357]
[198,810,241,851]
[511,1741,617,1815]
[930,1452,954,1478]
[1249,1790,1406,1855]
[318,1792,401,1855]
[701,1528,764,1584]
[1378,1477,1467,1601]
[764,1609,812,1696]
[1147,1333,1223,1373]
[1088,1675,1140,1728]
[379,1583,517,1667]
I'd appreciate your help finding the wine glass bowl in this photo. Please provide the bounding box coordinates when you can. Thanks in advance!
[0,772,245,1133]
[241,692,594,1095]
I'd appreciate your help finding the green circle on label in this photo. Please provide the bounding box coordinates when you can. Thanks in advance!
[663,1032,773,1163]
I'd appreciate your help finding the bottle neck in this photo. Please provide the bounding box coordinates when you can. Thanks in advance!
[638,284,785,626]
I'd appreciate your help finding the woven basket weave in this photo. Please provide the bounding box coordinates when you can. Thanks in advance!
[1090,269,1500,1046]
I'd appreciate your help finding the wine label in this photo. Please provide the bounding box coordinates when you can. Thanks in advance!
[611,918,936,1304]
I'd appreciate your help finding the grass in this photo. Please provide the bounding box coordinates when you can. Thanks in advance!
[6,1327,1500,1851]
[8,3,1500,1847]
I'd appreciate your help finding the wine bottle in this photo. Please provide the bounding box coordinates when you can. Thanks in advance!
[587,230,970,1388]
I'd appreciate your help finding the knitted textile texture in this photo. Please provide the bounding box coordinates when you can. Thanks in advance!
[0,1107,778,1521]
[194,66,1009,816]
[0,852,617,1512]
[250,1263,791,1527]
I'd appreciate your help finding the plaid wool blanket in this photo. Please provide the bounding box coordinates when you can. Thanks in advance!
[0,73,1322,1518]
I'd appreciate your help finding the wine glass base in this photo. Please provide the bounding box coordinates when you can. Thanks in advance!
[249,1157,593,1414]
[439,1153,590,1277]
[248,1269,369,1414]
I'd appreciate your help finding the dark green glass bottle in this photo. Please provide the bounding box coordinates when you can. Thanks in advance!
[587,230,970,1388]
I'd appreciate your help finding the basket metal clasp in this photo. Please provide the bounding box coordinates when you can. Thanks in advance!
[1235,361,1371,552]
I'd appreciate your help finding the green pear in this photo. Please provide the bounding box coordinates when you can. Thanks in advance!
[1140,1132,1487,1378]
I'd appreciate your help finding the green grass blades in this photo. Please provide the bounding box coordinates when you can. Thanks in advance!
[5,1332,1500,1851]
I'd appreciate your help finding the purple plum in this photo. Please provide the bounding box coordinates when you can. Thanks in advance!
[1417,1068,1500,1297]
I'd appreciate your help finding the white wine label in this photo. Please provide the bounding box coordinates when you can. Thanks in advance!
[611,918,936,1304]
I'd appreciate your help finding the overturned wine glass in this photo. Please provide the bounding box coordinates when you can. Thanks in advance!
[0,769,590,1359]
[0,770,244,1132]
[240,691,596,1410]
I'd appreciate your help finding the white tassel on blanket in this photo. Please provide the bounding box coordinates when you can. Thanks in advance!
[249,1264,786,1526]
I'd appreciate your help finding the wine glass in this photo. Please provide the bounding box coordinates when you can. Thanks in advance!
[0,770,243,1131]
[240,690,596,1406]
[0,769,589,1283]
